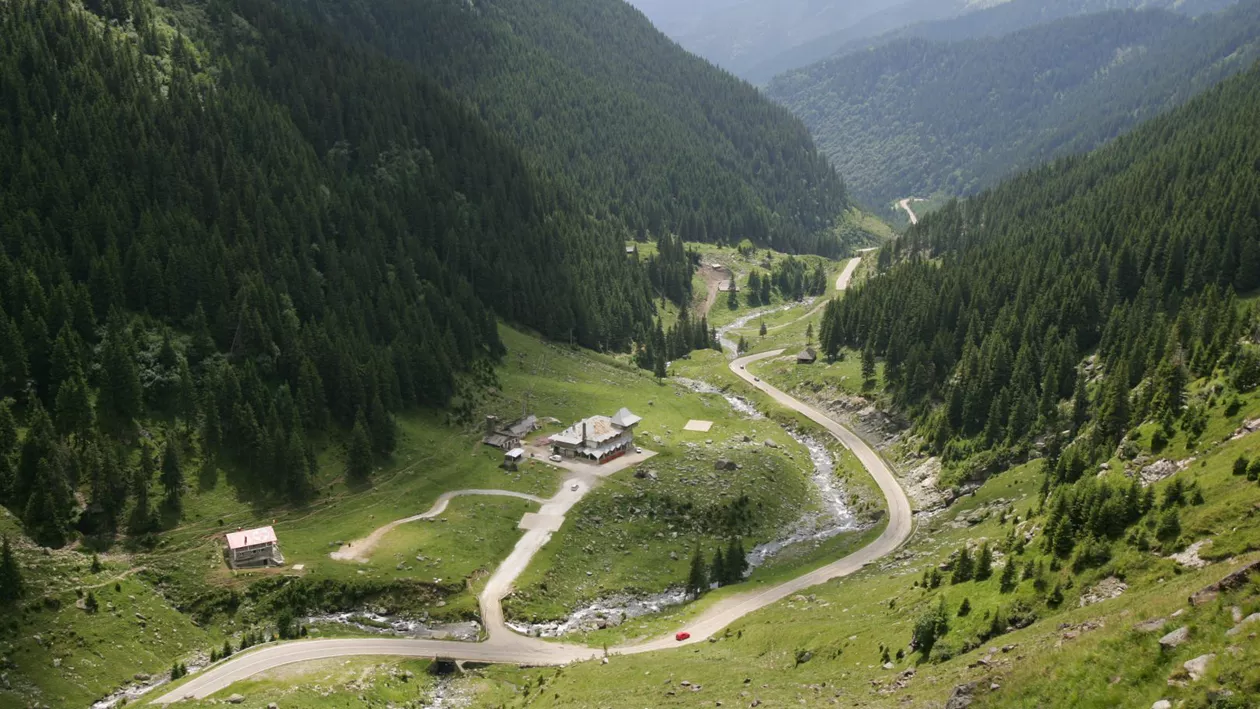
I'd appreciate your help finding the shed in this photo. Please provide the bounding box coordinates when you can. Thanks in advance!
[505,448,525,463]
[796,348,817,365]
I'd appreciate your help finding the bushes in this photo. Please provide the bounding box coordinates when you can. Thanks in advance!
[911,597,950,657]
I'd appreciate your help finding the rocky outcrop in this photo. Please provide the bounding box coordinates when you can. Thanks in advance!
[1169,540,1212,569]
[1229,418,1260,441]
[1190,559,1260,606]
[1079,577,1127,607]
[1138,458,1194,486]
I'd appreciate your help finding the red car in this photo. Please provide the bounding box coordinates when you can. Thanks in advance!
[675,632,690,642]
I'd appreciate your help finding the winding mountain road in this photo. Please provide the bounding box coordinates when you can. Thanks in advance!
[153,331,912,705]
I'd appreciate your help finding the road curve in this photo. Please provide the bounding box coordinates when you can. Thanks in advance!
[330,490,547,562]
[153,355,912,703]
[616,351,915,654]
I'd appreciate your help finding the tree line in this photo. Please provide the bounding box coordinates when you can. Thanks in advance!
[819,63,1260,480]
[0,0,659,547]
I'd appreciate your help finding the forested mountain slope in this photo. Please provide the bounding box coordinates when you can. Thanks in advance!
[749,0,1238,84]
[281,0,853,255]
[0,0,655,546]
[820,60,1260,477]
[769,1,1260,208]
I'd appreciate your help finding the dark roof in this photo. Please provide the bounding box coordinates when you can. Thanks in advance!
[504,415,538,438]
[483,433,518,448]
[797,347,817,362]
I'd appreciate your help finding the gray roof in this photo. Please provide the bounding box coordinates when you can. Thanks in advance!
[611,408,642,428]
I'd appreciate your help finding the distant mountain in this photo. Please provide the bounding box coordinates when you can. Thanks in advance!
[745,0,1239,84]
[282,0,853,256]
[627,0,928,80]
[767,2,1260,208]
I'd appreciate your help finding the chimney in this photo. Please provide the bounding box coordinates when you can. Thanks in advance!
[486,415,499,436]
[582,420,588,444]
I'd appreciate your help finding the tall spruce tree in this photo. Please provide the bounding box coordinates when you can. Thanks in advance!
[686,545,709,598]
[0,535,23,603]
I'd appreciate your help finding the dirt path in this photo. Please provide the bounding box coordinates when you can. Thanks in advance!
[898,198,922,225]
[329,490,548,563]
[153,350,912,703]
[696,263,731,318]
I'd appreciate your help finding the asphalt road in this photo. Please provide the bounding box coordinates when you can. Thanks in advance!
[153,353,912,704]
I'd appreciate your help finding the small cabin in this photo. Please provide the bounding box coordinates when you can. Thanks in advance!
[796,348,817,365]
[225,526,284,569]
[505,448,525,464]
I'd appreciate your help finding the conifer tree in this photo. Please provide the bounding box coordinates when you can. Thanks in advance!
[861,346,876,385]
[725,537,748,583]
[974,542,993,581]
[999,558,1018,593]
[0,535,23,603]
[952,546,974,584]
[99,313,143,425]
[710,547,726,588]
[54,369,94,440]
[160,438,183,512]
[686,545,708,598]
[129,443,156,535]
[759,319,767,337]
[346,416,374,481]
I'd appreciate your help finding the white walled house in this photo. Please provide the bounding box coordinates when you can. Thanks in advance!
[225,526,284,569]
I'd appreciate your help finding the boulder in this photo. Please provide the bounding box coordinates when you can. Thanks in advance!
[1226,613,1260,637]
[944,681,977,709]
[226,694,245,704]
[1152,702,1172,709]
[1184,654,1215,681]
[1159,626,1190,649]
[714,459,739,471]
[1133,618,1167,633]
[762,440,779,449]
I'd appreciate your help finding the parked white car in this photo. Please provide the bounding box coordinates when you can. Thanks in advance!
[549,454,563,462]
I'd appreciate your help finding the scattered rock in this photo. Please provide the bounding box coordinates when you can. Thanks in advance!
[714,459,739,471]
[945,681,977,709]
[1159,626,1190,649]
[1232,607,1243,624]
[1184,654,1215,681]
[1079,577,1128,607]
[226,694,246,704]
[882,662,894,670]
[1152,701,1172,709]
[1190,559,1260,606]
[1169,540,1212,569]
[1134,618,1167,633]
[268,704,279,709]
[1226,613,1260,637]
[762,440,779,449]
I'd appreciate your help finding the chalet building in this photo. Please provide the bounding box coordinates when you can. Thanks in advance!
[797,347,817,365]
[225,526,284,569]
[482,414,539,451]
[550,408,641,463]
